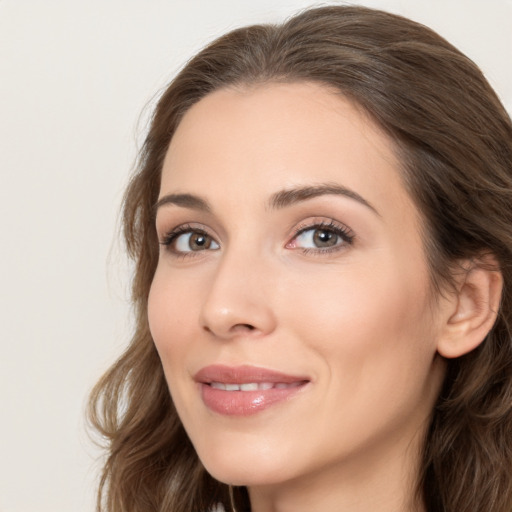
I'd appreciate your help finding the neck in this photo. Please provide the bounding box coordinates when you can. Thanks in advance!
[247,425,427,512]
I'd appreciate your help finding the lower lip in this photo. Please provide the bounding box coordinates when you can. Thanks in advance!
[200,383,307,416]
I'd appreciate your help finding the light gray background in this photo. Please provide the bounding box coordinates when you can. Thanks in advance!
[1,1,511,511]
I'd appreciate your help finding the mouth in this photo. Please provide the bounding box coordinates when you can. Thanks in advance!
[209,381,305,391]
[194,365,310,416]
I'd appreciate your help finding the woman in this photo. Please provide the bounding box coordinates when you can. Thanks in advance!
[88,5,512,512]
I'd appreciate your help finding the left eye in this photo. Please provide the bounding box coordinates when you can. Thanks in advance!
[173,231,219,252]
[292,226,351,250]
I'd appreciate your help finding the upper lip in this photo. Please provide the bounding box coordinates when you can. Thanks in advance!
[194,364,310,384]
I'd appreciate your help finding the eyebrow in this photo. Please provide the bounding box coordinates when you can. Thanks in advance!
[268,183,380,215]
[154,183,379,216]
[154,193,211,214]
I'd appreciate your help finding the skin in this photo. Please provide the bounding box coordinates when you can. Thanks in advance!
[148,82,452,512]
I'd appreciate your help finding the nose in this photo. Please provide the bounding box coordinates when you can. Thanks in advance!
[199,249,277,340]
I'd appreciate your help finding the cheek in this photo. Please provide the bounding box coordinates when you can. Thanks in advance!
[281,255,436,386]
[282,263,439,448]
[147,266,195,365]
[147,266,205,422]
[147,272,169,355]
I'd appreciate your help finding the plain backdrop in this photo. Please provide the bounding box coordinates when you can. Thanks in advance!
[0,1,511,511]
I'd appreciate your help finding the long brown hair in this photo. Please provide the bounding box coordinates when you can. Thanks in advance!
[88,5,512,511]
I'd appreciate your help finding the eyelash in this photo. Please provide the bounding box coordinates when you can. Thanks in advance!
[159,223,213,257]
[290,220,355,255]
[159,220,355,257]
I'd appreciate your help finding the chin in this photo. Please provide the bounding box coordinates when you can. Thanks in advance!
[198,446,293,487]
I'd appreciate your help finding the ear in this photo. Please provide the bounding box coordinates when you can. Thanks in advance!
[437,255,503,359]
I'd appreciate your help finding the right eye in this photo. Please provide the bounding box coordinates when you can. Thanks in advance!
[161,227,220,254]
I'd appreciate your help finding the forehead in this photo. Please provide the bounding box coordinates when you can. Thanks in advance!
[160,82,417,223]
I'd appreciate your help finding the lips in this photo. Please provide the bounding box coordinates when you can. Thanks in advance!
[194,365,309,416]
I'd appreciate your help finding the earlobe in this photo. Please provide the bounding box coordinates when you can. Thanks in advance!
[437,256,503,359]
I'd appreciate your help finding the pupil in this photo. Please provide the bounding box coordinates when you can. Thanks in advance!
[191,233,209,250]
[314,229,337,247]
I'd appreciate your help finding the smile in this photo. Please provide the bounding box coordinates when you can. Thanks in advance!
[195,365,310,416]
[209,381,304,391]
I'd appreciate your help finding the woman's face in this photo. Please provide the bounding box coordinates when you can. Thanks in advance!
[149,83,447,491]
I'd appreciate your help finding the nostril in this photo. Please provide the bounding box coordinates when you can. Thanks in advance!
[202,323,255,336]
[234,323,255,331]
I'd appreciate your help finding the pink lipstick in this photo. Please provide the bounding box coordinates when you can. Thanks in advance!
[194,365,309,416]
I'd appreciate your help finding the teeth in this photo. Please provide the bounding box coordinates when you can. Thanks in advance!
[240,383,258,391]
[209,382,296,391]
